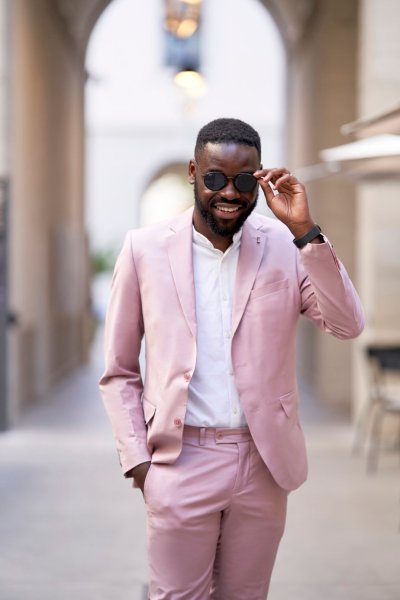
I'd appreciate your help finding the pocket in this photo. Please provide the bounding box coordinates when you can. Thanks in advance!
[142,397,156,425]
[249,278,288,300]
[278,391,297,418]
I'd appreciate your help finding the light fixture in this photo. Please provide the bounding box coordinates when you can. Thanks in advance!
[164,0,201,38]
[174,69,207,98]
[175,18,198,38]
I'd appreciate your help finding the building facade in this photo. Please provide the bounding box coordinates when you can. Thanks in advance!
[0,0,399,428]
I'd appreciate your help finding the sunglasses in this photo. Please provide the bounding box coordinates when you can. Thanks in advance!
[203,171,258,193]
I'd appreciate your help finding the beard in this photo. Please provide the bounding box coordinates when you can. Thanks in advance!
[194,181,257,237]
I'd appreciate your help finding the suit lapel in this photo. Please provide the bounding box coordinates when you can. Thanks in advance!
[232,219,266,337]
[165,208,266,340]
[166,209,197,339]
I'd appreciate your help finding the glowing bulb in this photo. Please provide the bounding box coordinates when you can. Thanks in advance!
[176,18,198,38]
[174,70,207,98]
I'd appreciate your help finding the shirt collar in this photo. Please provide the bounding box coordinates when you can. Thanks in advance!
[192,226,242,253]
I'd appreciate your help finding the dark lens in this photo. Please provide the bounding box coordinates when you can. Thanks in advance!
[203,172,227,191]
[234,173,258,192]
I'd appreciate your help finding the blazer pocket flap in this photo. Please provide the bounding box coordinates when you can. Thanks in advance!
[250,278,289,300]
[142,397,156,424]
[279,391,296,418]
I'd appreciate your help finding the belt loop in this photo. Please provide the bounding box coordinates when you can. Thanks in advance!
[199,427,206,446]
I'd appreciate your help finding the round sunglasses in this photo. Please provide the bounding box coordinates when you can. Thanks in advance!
[203,171,258,193]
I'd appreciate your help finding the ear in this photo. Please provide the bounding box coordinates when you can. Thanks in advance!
[188,159,196,184]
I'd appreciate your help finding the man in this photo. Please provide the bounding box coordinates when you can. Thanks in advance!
[100,118,364,599]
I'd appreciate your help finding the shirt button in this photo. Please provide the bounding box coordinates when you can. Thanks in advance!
[229,369,234,376]
[222,295,228,301]
[183,372,191,382]
[174,418,182,427]
[225,331,231,339]
[233,408,238,415]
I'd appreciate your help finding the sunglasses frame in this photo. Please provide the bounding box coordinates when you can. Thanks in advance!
[202,171,258,193]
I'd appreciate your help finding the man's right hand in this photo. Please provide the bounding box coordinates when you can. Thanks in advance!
[131,461,152,494]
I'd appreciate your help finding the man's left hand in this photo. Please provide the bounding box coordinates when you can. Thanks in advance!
[254,167,315,239]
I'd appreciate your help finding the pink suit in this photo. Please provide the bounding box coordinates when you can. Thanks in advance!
[99,207,364,598]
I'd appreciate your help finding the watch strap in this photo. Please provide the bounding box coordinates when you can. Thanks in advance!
[293,224,322,249]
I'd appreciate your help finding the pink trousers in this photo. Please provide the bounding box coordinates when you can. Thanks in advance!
[143,426,288,599]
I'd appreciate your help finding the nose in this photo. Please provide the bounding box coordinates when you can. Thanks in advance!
[219,178,239,201]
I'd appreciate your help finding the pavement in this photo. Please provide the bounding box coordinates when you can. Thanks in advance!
[0,328,399,600]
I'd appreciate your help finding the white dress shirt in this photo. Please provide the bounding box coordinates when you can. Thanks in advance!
[185,227,247,428]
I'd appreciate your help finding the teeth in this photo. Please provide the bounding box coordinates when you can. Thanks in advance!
[215,205,240,213]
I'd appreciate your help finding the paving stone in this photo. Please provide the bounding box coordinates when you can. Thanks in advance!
[1,329,399,599]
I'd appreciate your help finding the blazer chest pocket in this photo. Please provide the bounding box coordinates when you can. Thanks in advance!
[142,397,156,425]
[249,278,289,301]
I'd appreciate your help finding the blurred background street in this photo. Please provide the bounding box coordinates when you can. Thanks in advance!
[0,327,399,600]
[1,0,400,598]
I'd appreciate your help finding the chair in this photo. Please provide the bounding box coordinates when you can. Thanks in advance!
[353,346,400,473]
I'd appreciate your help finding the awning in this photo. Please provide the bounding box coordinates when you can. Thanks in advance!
[319,134,400,162]
[296,134,400,182]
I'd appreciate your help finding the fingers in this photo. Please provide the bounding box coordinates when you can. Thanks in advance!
[254,168,298,191]
[253,167,293,180]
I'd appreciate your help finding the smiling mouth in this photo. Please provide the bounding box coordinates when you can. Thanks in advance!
[213,203,242,214]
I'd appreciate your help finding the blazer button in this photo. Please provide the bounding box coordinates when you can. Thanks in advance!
[174,418,182,427]
[183,372,191,382]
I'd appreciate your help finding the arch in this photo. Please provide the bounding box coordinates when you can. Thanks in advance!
[83,0,360,416]
[257,0,317,54]
[142,161,190,189]
[4,0,361,426]
[139,161,193,227]
[84,0,288,250]
[51,0,317,60]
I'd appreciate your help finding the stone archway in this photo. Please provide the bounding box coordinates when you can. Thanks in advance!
[139,162,193,227]
[4,0,359,427]
[81,0,359,414]
[53,0,317,60]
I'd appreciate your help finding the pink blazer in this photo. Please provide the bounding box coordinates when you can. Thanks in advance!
[99,207,364,491]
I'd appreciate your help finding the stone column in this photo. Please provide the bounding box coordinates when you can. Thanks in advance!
[353,0,400,419]
[287,0,359,411]
[0,0,10,429]
[7,0,89,420]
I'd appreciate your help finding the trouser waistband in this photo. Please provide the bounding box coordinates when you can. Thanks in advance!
[183,425,252,445]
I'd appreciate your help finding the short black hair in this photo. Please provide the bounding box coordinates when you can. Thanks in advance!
[194,118,261,160]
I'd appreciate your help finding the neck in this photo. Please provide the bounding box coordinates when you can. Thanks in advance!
[192,211,233,252]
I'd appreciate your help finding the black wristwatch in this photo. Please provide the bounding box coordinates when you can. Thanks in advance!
[293,225,322,249]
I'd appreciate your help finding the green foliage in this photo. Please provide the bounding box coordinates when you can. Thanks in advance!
[90,248,116,274]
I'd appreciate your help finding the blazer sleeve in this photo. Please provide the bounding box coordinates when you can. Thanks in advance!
[99,232,151,476]
[297,238,365,339]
